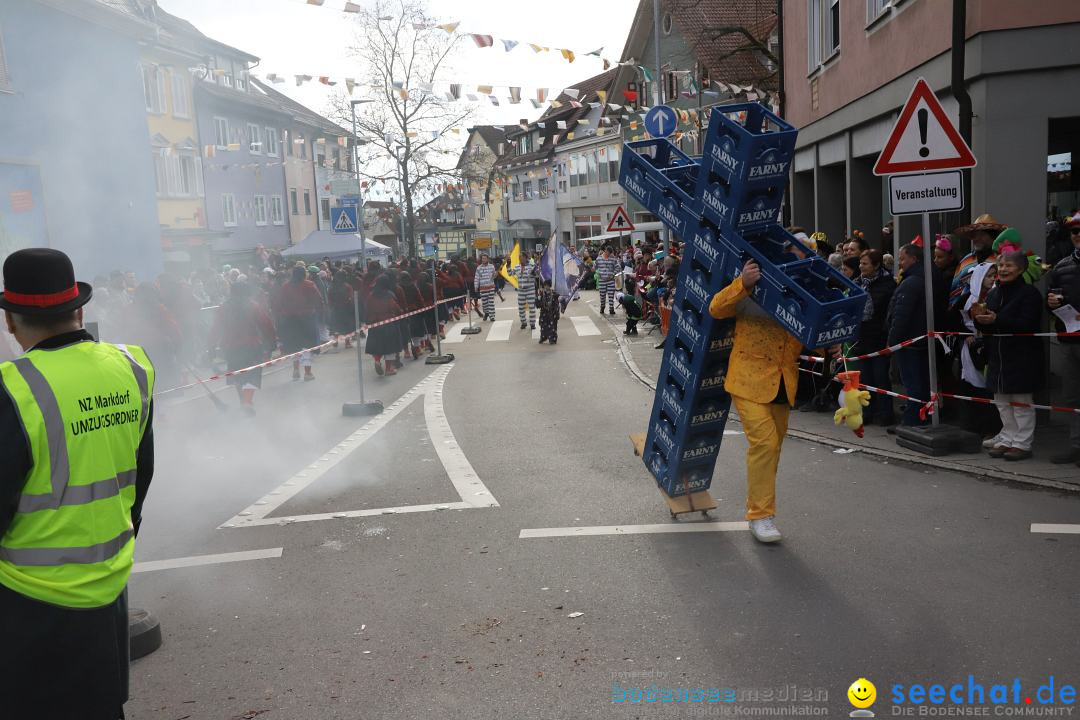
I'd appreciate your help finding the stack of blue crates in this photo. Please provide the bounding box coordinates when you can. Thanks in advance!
[619,102,867,498]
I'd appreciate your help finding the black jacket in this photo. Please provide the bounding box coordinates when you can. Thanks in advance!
[856,271,896,354]
[984,280,1044,394]
[1047,251,1080,345]
[887,260,947,347]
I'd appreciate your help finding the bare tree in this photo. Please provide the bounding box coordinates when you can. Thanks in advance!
[330,0,473,257]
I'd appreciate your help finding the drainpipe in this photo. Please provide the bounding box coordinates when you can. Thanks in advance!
[952,0,972,227]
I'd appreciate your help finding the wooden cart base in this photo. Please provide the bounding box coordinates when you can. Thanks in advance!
[630,433,719,519]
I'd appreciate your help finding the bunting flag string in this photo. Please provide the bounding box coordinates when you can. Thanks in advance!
[288,0,616,68]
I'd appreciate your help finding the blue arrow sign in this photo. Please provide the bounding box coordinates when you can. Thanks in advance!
[644,105,679,139]
[331,206,358,235]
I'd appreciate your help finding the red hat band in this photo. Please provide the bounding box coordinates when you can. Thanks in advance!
[3,284,80,308]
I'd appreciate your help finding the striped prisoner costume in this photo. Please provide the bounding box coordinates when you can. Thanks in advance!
[515,262,537,328]
[473,262,497,320]
[595,255,619,313]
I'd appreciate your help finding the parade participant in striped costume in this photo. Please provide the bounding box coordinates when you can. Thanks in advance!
[515,257,538,330]
[474,254,497,321]
[595,245,619,314]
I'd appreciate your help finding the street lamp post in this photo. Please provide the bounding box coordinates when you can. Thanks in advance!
[342,99,383,418]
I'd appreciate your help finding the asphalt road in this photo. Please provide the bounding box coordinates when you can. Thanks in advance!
[128,291,1080,720]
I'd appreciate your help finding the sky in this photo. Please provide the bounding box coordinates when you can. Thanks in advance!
[157,0,639,129]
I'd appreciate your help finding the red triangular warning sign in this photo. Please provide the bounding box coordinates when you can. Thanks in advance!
[607,206,635,233]
[873,77,976,176]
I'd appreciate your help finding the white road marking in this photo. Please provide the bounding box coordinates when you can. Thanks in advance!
[486,320,512,342]
[221,364,497,529]
[1030,523,1080,534]
[519,522,749,538]
[132,547,283,573]
[443,322,468,344]
[425,382,499,508]
[570,315,601,336]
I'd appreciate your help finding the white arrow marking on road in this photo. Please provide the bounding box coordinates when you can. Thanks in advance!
[1030,524,1080,535]
[132,547,283,573]
[519,522,748,538]
[220,364,498,529]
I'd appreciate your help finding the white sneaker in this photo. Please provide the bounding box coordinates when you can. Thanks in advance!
[982,435,1001,449]
[749,516,782,543]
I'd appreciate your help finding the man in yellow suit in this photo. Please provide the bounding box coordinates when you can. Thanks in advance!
[708,258,822,543]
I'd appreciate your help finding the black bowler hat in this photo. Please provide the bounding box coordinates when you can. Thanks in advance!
[0,248,93,316]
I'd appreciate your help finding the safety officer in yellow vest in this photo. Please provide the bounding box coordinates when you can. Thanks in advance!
[0,248,155,720]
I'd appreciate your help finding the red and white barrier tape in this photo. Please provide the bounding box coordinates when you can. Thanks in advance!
[798,367,1080,417]
[156,296,463,396]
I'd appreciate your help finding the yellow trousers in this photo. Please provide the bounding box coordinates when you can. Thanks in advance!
[732,395,790,521]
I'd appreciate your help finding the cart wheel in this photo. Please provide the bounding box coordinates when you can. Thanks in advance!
[669,510,677,519]
[701,510,709,518]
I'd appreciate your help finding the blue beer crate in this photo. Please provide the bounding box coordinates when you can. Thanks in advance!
[619,139,701,237]
[699,102,797,188]
[683,218,742,283]
[695,103,796,235]
[737,225,866,349]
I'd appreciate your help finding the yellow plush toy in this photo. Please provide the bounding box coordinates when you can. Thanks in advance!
[833,370,871,438]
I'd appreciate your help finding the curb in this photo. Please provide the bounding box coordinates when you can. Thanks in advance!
[588,297,1079,494]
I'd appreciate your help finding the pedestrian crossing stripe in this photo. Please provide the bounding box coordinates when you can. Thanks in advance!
[334,209,356,232]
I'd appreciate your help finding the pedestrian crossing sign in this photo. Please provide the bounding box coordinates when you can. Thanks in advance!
[331,206,358,234]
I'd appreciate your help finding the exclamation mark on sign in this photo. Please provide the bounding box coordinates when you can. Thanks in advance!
[918,108,929,158]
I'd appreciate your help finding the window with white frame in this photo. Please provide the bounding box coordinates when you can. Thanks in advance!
[284,129,293,156]
[289,188,299,215]
[598,147,610,183]
[569,156,579,188]
[539,177,549,197]
[265,127,279,156]
[222,193,237,226]
[320,197,331,221]
[608,149,619,180]
[171,73,190,118]
[866,0,890,23]
[478,203,487,220]
[304,190,312,216]
[271,195,285,225]
[0,25,11,92]
[213,117,229,149]
[522,180,533,199]
[254,195,268,226]
[808,0,841,72]
[248,123,262,154]
[587,152,598,185]
[177,147,203,196]
[142,64,166,114]
[576,155,588,186]
[511,179,521,201]
[152,144,170,197]
[223,74,233,88]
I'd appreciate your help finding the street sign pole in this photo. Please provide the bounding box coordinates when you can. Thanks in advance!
[343,99,383,418]
[921,210,939,427]
[874,77,979,453]
[426,255,454,364]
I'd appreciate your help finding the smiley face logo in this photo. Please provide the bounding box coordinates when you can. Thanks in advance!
[848,678,877,709]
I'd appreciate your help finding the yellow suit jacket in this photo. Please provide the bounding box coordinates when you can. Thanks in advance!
[708,277,803,406]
